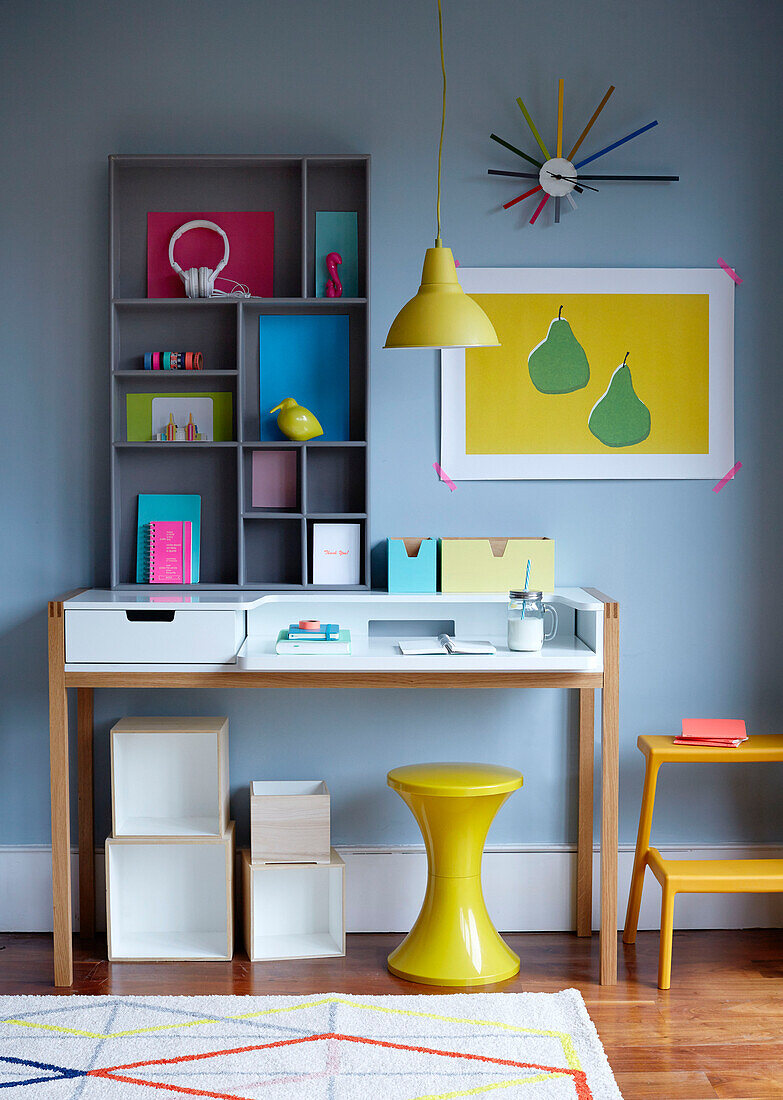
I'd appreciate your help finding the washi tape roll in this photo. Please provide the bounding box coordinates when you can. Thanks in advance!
[144,352,152,370]
[185,352,192,370]
[152,352,160,370]
[163,352,171,370]
[194,351,203,370]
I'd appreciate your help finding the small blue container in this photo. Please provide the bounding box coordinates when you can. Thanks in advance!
[387,538,437,593]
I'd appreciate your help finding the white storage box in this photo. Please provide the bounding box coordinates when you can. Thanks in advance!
[111,717,229,837]
[65,608,245,664]
[242,848,345,961]
[106,823,234,961]
[250,780,330,864]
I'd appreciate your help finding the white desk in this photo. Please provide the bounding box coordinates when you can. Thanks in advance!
[48,587,619,985]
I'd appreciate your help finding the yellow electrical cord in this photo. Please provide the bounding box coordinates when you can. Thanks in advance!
[436,0,445,246]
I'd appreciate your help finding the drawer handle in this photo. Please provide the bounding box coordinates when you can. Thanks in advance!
[125,610,176,623]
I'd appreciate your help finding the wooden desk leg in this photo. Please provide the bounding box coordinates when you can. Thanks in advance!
[577,688,595,937]
[600,600,620,985]
[48,601,73,987]
[77,688,95,940]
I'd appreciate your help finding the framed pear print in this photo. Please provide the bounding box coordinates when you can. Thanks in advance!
[440,268,734,480]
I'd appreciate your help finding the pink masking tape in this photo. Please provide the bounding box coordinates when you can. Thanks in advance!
[713,460,742,492]
[433,462,456,491]
[718,257,743,284]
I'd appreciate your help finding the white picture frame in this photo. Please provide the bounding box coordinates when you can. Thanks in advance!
[441,268,734,480]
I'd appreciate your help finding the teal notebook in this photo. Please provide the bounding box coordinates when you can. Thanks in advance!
[136,494,201,583]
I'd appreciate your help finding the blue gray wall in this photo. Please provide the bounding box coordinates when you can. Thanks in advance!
[2,0,782,854]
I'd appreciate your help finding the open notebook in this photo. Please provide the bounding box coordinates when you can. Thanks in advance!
[398,635,496,656]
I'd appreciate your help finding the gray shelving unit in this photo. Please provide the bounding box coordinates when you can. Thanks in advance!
[109,154,370,590]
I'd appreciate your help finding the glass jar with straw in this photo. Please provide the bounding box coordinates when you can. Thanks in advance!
[507,559,558,652]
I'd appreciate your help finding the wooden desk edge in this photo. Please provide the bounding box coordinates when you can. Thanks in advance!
[64,670,603,689]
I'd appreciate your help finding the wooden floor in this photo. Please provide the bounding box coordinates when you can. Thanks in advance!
[1,930,782,1098]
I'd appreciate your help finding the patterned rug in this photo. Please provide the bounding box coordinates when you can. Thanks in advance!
[0,991,622,1098]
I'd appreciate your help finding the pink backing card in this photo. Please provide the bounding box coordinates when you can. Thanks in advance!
[147,211,274,298]
[252,450,297,509]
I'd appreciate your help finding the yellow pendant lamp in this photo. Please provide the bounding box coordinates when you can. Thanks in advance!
[384,0,500,350]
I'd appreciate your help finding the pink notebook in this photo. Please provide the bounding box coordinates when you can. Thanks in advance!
[676,719,747,745]
[148,521,192,584]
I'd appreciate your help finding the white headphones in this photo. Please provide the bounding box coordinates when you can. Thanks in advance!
[169,219,230,298]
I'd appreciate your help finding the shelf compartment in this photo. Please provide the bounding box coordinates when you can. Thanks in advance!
[242,517,304,587]
[115,381,237,444]
[106,824,234,961]
[305,445,366,514]
[307,518,365,587]
[241,302,367,442]
[113,300,237,374]
[242,848,345,961]
[111,717,229,837]
[305,158,368,298]
[113,447,238,586]
[244,448,301,513]
[110,157,303,299]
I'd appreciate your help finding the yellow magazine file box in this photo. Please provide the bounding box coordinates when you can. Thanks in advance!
[440,538,554,593]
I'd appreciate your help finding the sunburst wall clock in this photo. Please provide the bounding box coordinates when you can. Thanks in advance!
[489,82,678,224]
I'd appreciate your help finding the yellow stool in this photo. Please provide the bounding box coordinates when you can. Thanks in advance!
[386,762,524,987]
[623,734,783,989]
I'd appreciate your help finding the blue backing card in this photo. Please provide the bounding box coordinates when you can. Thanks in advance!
[259,314,350,441]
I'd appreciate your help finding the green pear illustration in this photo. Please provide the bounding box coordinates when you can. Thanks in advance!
[528,306,590,394]
[588,353,651,447]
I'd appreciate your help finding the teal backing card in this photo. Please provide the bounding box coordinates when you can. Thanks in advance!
[136,494,201,583]
[314,211,359,297]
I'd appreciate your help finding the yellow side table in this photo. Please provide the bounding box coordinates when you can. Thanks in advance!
[386,762,524,987]
[623,734,783,989]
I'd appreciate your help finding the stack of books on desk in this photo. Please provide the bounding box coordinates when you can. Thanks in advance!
[673,719,748,748]
[275,623,351,654]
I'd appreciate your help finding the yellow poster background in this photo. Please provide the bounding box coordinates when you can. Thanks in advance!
[465,293,709,455]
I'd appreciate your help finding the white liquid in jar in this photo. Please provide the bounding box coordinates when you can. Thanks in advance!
[508,616,544,652]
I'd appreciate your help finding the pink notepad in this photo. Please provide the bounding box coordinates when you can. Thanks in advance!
[675,718,747,746]
[148,521,192,584]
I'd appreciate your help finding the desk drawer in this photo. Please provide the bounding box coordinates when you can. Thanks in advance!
[65,609,245,664]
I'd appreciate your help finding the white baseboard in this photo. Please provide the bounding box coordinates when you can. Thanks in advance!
[3,844,783,934]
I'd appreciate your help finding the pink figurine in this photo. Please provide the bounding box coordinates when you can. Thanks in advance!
[325,252,343,298]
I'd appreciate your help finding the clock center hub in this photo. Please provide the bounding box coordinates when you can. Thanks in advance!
[540,158,577,197]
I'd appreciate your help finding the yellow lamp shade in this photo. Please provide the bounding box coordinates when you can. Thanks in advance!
[384,244,500,349]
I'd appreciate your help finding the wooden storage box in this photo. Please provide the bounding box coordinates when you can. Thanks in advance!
[106,823,234,961]
[111,717,229,837]
[440,537,555,593]
[242,848,345,961]
[250,780,330,864]
[387,537,437,593]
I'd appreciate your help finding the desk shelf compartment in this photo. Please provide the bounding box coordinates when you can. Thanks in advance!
[241,301,367,443]
[244,447,301,513]
[305,159,368,299]
[250,780,330,864]
[305,445,366,514]
[110,157,303,299]
[106,823,235,961]
[307,518,367,588]
[242,517,304,587]
[111,717,229,837]
[242,848,345,961]
[112,446,239,587]
[112,300,238,374]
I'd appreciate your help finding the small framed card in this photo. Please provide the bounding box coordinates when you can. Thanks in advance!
[312,522,360,585]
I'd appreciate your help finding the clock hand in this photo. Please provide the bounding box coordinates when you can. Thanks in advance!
[548,172,599,193]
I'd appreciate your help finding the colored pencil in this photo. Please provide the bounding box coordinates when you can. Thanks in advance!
[503,184,542,210]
